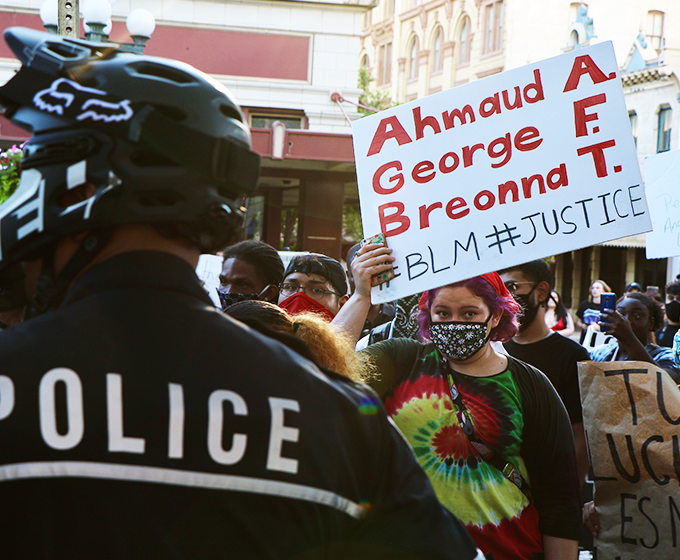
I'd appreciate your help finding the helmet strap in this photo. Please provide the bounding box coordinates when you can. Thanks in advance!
[28,229,112,316]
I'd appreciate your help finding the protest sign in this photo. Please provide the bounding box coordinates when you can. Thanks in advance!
[353,42,651,303]
[644,149,680,259]
[196,254,223,307]
[578,360,680,559]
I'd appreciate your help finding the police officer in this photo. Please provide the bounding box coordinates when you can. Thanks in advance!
[0,28,481,559]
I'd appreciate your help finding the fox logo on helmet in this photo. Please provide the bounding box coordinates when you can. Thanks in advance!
[33,78,134,123]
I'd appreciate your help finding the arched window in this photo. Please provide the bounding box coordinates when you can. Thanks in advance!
[657,105,671,153]
[432,28,442,73]
[483,0,504,54]
[360,54,370,69]
[458,16,471,65]
[409,37,419,79]
[646,11,665,51]
[377,42,392,86]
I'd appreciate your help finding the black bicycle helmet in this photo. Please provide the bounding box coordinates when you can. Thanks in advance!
[0,27,260,275]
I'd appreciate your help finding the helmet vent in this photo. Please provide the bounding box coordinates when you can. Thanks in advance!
[219,104,242,122]
[44,42,84,60]
[23,137,96,167]
[128,61,195,84]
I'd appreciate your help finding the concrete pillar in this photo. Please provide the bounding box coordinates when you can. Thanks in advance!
[442,40,455,89]
[625,248,637,285]
[417,49,430,98]
[591,245,601,282]
[262,188,283,250]
[571,250,582,312]
[667,256,680,284]
[554,254,563,295]
[396,57,406,102]
[297,179,344,260]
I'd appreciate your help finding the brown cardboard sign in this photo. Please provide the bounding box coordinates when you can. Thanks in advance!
[578,360,680,559]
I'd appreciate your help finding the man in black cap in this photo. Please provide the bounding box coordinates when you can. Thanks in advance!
[279,247,394,343]
[278,253,350,320]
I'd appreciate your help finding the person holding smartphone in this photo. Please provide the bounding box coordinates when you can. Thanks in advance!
[590,292,680,383]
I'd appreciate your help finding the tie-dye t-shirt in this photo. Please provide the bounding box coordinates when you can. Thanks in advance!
[364,339,580,560]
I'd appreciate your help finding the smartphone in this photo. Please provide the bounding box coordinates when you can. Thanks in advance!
[361,232,395,287]
[600,293,616,332]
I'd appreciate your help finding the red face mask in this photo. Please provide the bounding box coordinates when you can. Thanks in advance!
[279,291,336,321]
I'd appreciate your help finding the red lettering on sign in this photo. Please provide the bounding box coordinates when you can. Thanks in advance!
[367,116,413,156]
[419,202,443,228]
[445,197,470,220]
[413,107,441,140]
[573,94,607,137]
[563,55,612,92]
[379,202,411,237]
[412,160,436,183]
[372,161,404,194]
[577,140,616,177]
[523,69,545,103]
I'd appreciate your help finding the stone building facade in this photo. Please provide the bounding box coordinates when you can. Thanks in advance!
[361,0,680,304]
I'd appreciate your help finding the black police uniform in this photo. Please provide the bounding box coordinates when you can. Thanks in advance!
[0,251,477,559]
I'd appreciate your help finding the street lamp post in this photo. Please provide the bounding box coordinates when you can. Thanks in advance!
[58,0,79,39]
[40,0,155,53]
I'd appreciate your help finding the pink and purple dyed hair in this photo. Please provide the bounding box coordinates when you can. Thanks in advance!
[418,276,521,343]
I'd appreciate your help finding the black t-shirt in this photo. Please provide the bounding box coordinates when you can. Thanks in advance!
[0,251,477,560]
[504,332,590,424]
[576,300,600,324]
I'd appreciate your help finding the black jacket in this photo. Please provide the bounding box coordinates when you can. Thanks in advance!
[0,251,477,559]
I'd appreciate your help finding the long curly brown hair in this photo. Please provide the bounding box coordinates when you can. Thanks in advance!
[225,300,374,383]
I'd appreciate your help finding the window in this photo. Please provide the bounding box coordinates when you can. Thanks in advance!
[458,16,471,65]
[409,37,419,79]
[646,11,664,51]
[385,0,394,18]
[432,28,442,73]
[483,1,504,54]
[378,43,392,86]
[250,115,303,129]
[360,54,370,69]
[629,111,637,149]
[657,106,671,153]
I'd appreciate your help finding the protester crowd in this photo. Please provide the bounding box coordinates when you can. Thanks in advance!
[1,25,680,560]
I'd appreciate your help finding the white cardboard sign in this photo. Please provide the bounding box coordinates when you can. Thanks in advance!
[353,42,651,303]
[644,149,680,259]
[196,254,223,308]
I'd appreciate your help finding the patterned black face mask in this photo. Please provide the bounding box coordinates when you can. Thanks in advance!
[429,313,492,362]
[216,285,271,310]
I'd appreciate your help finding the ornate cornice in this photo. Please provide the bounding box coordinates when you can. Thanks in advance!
[620,66,672,87]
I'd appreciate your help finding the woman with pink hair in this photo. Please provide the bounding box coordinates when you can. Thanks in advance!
[362,273,581,560]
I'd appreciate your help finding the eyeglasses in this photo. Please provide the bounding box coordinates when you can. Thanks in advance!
[279,283,341,301]
[503,281,536,295]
